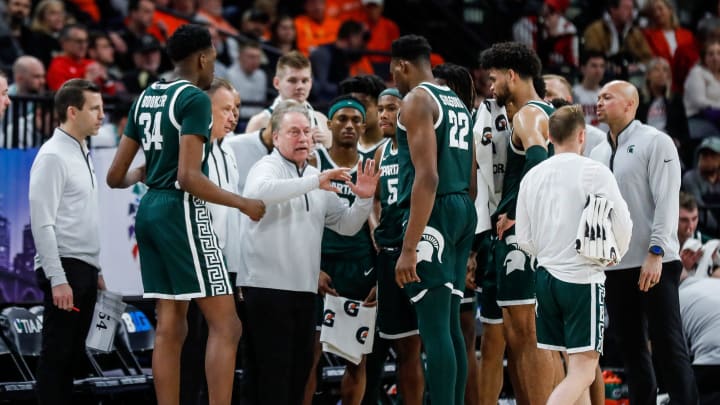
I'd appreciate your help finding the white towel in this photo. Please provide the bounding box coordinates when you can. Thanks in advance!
[320,294,377,365]
[576,194,621,266]
[473,104,496,234]
[575,195,592,256]
[602,199,619,264]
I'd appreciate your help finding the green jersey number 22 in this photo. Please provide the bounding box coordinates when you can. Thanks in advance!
[449,110,469,150]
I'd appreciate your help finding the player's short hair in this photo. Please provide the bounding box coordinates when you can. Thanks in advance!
[276,50,311,77]
[480,42,542,79]
[391,35,432,64]
[270,100,310,133]
[54,79,101,123]
[548,104,585,145]
[433,63,476,112]
[680,192,698,212]
[166,24,212,63]
[339,75,386,102]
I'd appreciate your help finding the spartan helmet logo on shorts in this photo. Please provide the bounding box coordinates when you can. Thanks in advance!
[502,235,527,275]
[415,226,445,264]
[504,250,527,275]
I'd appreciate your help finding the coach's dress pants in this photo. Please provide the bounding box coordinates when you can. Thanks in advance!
[242,286,316,405]
[36,259,98,405]
[605,261,698,405]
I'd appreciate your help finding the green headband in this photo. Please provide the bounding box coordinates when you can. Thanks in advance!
[328,98,366,122]
[379,88,402,99]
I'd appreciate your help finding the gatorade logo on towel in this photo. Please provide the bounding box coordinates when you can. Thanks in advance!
[344,301,360,317]
[355,326,369,344]
[323,309,336,327]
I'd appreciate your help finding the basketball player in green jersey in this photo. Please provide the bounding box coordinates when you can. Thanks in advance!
[480,41,559,405]
[106,24,265,405]
[339,74,388,160]
[368,88,424,405]
[391,35,478,405]
[433,62,483,405]
[303,96,376,405]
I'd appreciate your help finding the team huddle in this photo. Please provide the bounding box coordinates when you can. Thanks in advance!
[30,20,696,405]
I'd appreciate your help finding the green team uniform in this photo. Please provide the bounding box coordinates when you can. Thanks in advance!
[490,100,555,307]
[535,268,605,353]
[358,138,389,162]
[374,141,418,339]
[124,79,232,300]
[316,147,376,301]
[396,82,478,302]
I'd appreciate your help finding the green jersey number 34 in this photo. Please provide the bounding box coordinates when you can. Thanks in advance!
[140,112,164,151]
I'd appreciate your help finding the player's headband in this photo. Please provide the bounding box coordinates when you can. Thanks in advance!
[379,88,402,99]
[328,98,366,122]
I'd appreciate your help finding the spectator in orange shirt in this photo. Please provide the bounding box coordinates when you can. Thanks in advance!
[326,0,365,22]
[295,0,341,56]
[361,0,399,80]
[46,24,93,91]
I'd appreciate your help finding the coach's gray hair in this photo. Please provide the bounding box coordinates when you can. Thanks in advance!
[269,100,311,133]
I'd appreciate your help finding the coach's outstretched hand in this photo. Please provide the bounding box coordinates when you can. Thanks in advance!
[348,159,380,199]
[319,168,352,193]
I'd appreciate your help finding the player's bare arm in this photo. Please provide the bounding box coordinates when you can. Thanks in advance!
[512,105,548,151]
[178,134,265,221]
[396,89,439,287]
[107,136,146,188]
[497,106,548,239]
[369,146,384,237]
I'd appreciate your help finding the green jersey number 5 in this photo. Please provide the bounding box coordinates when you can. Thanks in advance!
[387,178,398,205]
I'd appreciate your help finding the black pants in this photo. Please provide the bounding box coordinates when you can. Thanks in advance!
[242,287,316,405]
[35,258,98,405]
[694,365,720,405]
[605,261,698,405]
